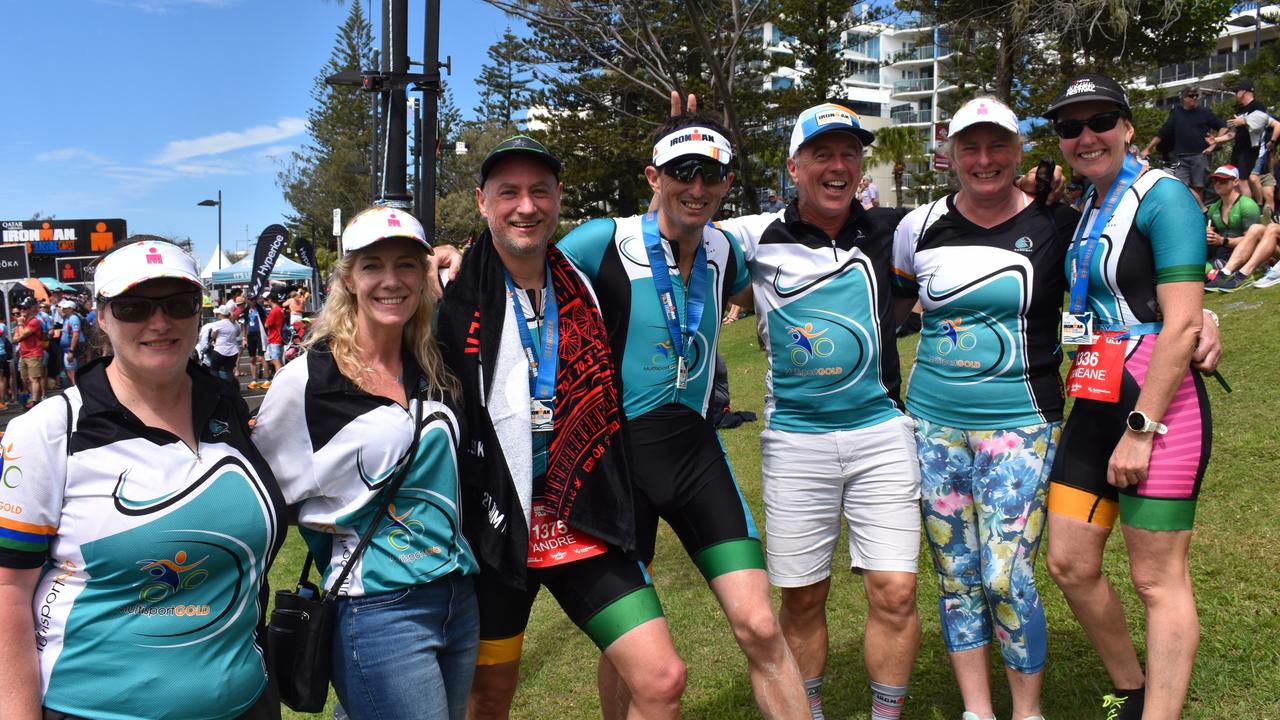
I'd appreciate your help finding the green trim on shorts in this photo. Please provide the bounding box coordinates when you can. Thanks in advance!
[581,585,665,651]
[692,537,766,580]
[1119,493,1197,531]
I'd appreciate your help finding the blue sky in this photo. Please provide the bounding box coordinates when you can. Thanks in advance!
[0,0,521,268]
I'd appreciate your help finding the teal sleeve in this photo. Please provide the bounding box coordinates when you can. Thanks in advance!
[1136,177,1209,284]
[722,228,749,294]
[556,218,616,282]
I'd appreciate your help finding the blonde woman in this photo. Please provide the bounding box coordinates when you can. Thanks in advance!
[253,206,477,720]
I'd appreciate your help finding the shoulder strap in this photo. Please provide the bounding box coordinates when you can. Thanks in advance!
[315,393,426,599]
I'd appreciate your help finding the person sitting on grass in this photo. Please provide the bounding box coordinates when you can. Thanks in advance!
[1204,164,1261,292]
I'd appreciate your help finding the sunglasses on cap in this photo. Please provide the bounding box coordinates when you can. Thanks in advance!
[661,157,731,184]
[1053,111,1125,139]
[108,293,202,323]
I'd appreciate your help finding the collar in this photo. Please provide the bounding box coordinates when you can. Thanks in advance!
[75,357,229,437]
[306,338,427,402]
[780,198,871,249]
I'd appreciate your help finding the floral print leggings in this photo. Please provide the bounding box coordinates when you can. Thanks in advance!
[913,417,1062,673]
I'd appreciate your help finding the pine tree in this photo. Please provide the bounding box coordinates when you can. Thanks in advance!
[474,28,536,128]
[277,0,377,261]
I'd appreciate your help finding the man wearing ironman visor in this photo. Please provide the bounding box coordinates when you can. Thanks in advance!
[556,113,811,719]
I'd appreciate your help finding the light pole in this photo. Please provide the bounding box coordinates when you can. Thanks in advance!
[197,191,222,270]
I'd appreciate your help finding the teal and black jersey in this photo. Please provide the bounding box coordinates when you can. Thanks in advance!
[893,195,1079,429]
[253,344,478,597]
[557,215,749,420]
[1066,169,1207,331]
[0,360,287,720]
[716,203,905,433]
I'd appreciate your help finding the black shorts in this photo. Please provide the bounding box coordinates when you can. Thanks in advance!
[626,404,764,579]
[246,331,262,358]
[475,543,661,663]
[209,351,238,373]
[1232,144,1261,178]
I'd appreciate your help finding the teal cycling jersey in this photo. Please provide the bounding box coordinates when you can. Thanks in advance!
[557,215,748,420]
[716,204,904,433]
[892,195,1078,429]
[1066,170,1207,330]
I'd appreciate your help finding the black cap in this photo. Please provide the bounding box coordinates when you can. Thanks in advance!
[1234,78,1254,92]
[479,135,562,186]
[1043,73,1132,120]
[1180,86,1199,98]
[18,297,37,309]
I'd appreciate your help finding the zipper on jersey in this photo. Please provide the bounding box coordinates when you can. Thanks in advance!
[830,238,838,261]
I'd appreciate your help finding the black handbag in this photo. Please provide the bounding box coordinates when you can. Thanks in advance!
[267,397,424,712]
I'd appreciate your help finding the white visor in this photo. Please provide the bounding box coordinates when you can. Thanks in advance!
[652,126,733,168]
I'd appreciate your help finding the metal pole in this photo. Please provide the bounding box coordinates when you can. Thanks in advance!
[217,190,223,270]
[412,98,423,219]
[421,0,442,241]
[379,0,411,207]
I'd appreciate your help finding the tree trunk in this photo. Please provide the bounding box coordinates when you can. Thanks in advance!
[996,20,1017,103]
[683,0,761,213]
[894,163,905,208]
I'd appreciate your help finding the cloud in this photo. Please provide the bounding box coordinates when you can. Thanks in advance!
[152,118,308,164]
[91,0,239,13]
[35,147,110,165]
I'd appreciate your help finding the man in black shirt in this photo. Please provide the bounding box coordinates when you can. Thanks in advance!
[1208,78,1272,201]
[1141,86,1226,211]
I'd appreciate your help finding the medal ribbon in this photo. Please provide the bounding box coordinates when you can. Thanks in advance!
[641,210,707,379]
[504,267,558,399]
[1068,154,1144,314]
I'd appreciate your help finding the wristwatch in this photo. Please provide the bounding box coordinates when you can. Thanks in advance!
[1126,411,1168,435]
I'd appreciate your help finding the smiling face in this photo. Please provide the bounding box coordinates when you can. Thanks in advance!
[951,124,1022,201]
[98,278,201,379]
[643,158,734,241]
[788,132,863,227]
[1211,175,1238,198]
[343,238,426,333]
[476,155,562,260]
[1056,100,1133,187]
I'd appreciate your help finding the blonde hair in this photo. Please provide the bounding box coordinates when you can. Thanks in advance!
[305,248,459,398]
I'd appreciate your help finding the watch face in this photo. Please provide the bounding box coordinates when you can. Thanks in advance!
[1127,412,1146,432]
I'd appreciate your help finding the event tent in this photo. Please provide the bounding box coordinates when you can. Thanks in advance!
[210,255,313,285]
[199,250,232,280]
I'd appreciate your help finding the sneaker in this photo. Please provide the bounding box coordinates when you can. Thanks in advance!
[1215,271,1254,292]
[258,381,271,390]
[1102,689,1145,720]
[1255,264,1280,288]
[246,381,260,390]
[961,713,995,720]
[1204,270,1227,289]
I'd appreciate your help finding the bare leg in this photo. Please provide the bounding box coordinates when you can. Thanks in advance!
[1046,512,1146,690]
[1240,225,1280,274]
[601,617,685,720]
[1221,225,1262,274]
[1006,666,1045,719]
[709,568,808,720]
[778,580,830,679]
[597,655,629,720]
[1122,526,1198,720]
[862,570,919,687]
[468,661,520,720]
[950,646,994,717]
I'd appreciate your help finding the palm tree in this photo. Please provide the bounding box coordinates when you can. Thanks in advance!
[869,126,925,207]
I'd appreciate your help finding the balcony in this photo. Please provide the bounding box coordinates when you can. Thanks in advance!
[891,108,932,124]
[1146,48,1258,86]
[844,70,882,85]
[893,77,935,94]
[895,44,936,62]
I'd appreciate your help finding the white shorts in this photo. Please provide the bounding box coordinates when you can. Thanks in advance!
[761,414,921,586]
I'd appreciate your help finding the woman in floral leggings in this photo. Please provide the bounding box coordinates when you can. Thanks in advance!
[890,98,1074,720]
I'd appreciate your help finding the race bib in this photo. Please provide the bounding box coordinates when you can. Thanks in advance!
[526,501,607,568]
[1066,331,1126,403]
[531,397,555,433]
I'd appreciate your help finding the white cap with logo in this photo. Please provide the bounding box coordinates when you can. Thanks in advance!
[948,97,1021,138]
[94,240,203,299]
[340,206,430,255]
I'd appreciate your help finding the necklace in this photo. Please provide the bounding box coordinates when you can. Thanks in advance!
[363,366,402,385]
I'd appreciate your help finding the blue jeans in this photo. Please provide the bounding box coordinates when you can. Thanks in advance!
[332,573,479,720]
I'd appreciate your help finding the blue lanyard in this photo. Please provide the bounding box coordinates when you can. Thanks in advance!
[641,210,708,369]
[1069,155,1144,313]
[503,268,558,400]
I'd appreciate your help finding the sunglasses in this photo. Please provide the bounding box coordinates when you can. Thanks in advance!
[108,293,202,323]
[661,157,731,184]
[1053,111,1125,139]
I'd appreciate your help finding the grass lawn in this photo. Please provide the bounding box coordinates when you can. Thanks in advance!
[275,290,1280,719]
